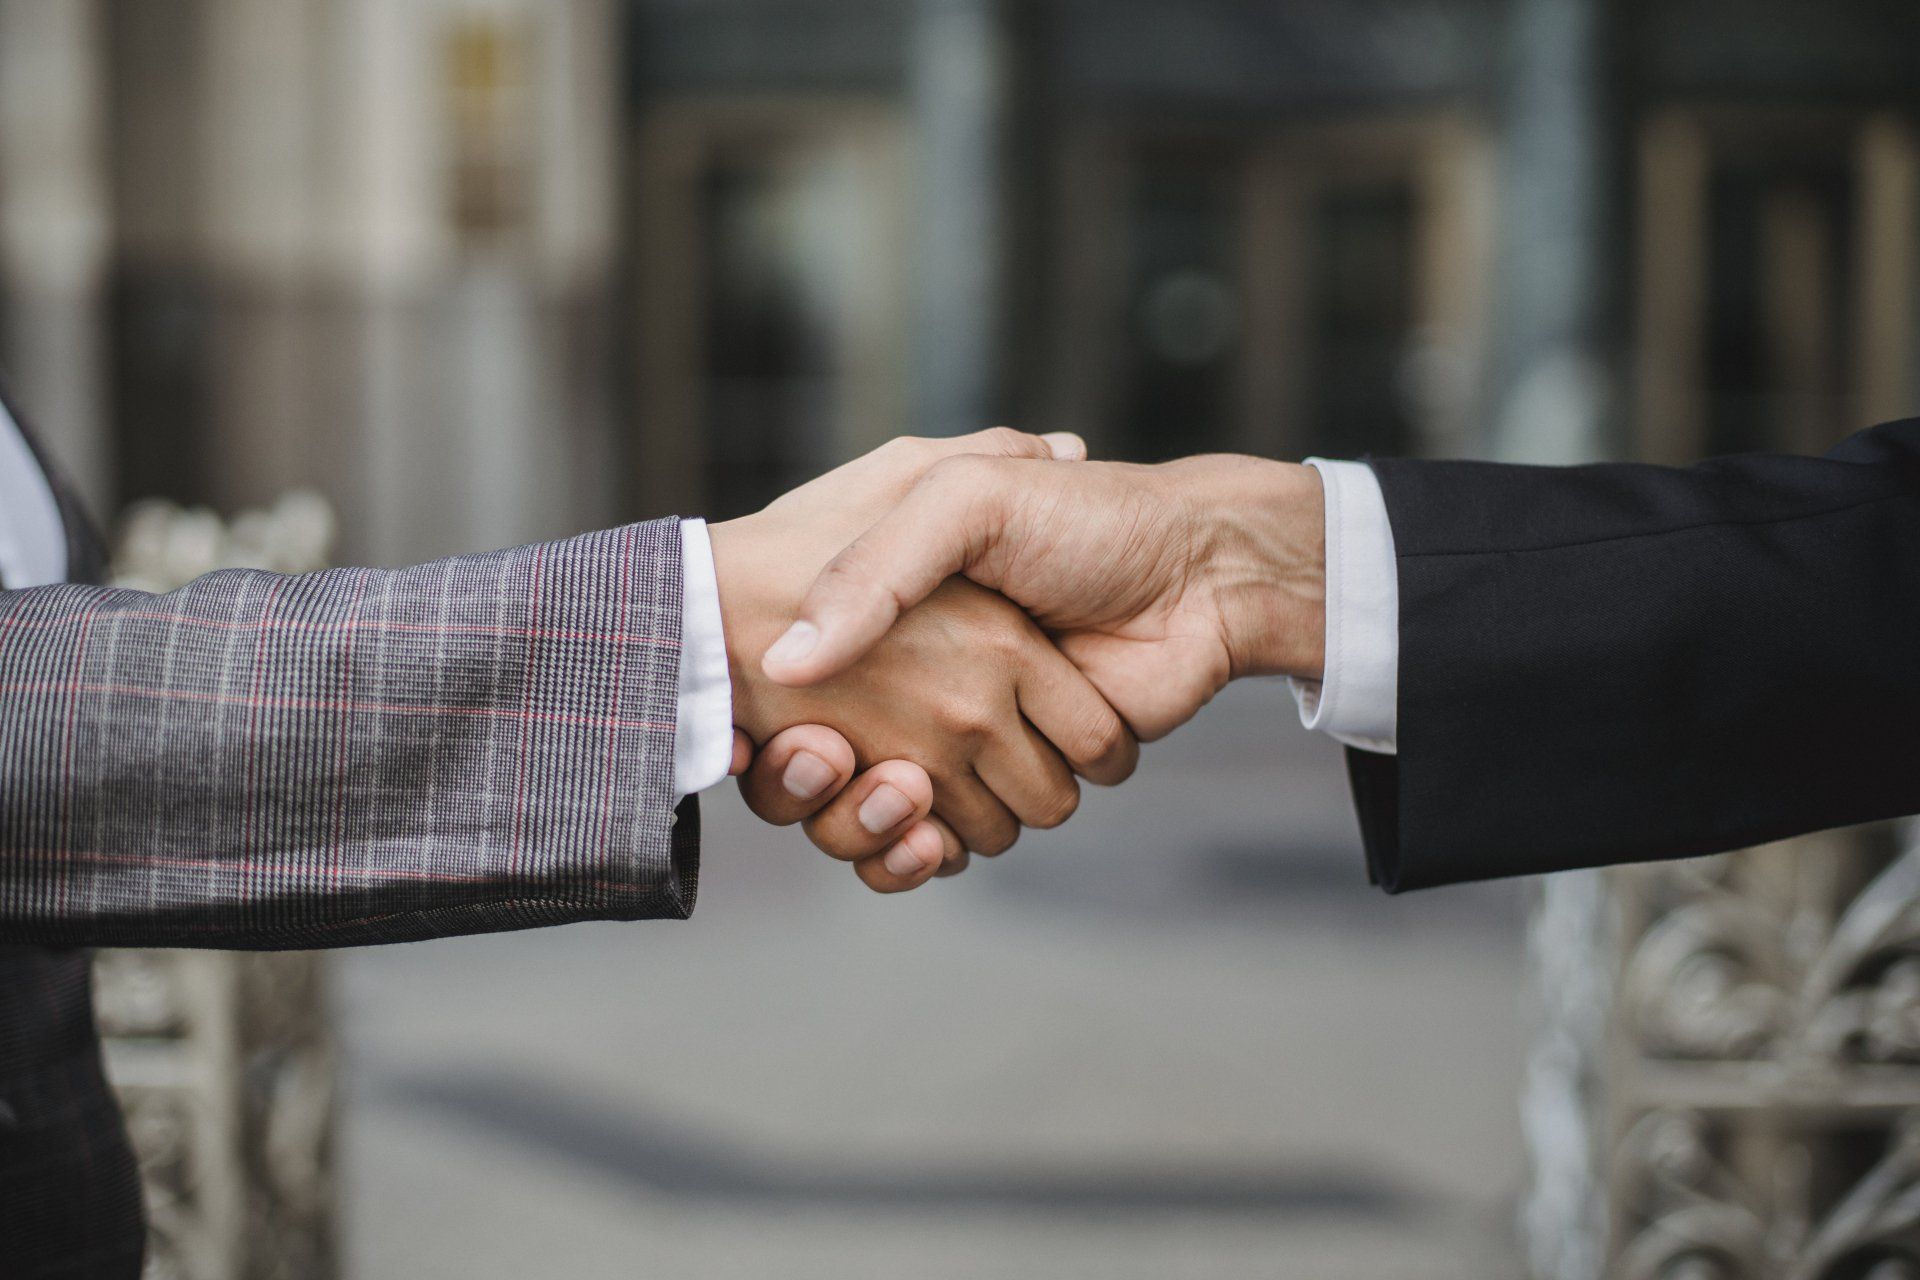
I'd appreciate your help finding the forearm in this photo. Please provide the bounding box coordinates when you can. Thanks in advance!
[0,519,696,948]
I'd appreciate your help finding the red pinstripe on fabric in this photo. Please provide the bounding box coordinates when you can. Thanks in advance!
[52,600,99,919]
[0,609,679,647]
[0,681,671,731]
[36,846,652,892]
[327,570,372,889]
[508,544,547,877]
[239,577,287,914]
[593,526,636,862]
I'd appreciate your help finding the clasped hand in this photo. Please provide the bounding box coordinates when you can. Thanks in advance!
[711,429,1326,893]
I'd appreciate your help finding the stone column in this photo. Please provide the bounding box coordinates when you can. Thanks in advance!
[1506,6,1920,1277]
[0,0,112,510]
[199,0,326,513]
[1486,0,1617,469]
[1489,0,1622,1276]
[314,0,620,565]
[317,0,446,564]
[908,0,1014,437]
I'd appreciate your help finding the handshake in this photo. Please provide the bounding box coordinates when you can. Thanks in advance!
[711,428,1330,893]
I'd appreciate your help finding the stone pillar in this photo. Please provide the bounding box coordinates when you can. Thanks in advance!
[908,0,1013,437]
[1490,0,1621,1276]
[1486,0,1616,469]
[0,0,112,510]
[199,0,328,514]
[313,0,620,565]
[317,0,445,564]
[1506,6,1920,1278]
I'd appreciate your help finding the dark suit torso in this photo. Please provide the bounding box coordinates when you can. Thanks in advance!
[0,385,146,1279]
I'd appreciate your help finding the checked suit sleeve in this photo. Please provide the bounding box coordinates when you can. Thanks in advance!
[0,518,699,949]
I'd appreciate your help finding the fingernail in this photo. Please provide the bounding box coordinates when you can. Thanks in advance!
[1040,431,1086,460]
[883,840,930,878]
[782,750,837,800]
[858,784,915,835]
[764,621,819,669]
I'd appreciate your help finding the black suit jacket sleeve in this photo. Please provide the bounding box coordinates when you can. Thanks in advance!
[1348,417,1920,892]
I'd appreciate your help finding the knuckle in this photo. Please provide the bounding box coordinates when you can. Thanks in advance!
[816,545,886,600]
[972,425,1034,457]
[924,451,997,490]
[982,621,1025,662]
[1030,781,1081,830]
[976,822,1019,858]
[820,541,873,581]
[803,816,867,863]
[938,691,998,740]
[1078,715,1134,772]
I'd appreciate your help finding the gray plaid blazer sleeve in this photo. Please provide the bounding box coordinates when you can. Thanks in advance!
[0,518,699,949]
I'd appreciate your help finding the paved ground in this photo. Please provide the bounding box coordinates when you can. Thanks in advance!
[338,681,1531,1279]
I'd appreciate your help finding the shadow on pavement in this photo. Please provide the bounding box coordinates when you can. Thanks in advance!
[372,1068,1423,1220]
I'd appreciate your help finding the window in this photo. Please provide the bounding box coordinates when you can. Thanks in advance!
[630,101,906,519]
[1058,116,1490,465]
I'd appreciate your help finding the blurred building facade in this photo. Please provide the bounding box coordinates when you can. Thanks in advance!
[3,0,1916,547]
[5,2,1920,1278]
[0,0,624,565]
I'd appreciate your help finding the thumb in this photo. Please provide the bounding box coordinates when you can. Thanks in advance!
[939,425,1084,464]
[762,458,1004,686]
[1038,431,1087,461]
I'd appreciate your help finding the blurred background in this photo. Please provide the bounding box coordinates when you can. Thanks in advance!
[4,1,1920,1277]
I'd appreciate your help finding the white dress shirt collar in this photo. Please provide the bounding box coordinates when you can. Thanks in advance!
[0,398,68,588]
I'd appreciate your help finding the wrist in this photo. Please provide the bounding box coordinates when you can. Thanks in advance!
[706,513,791,740]
[1180,457,1326,682]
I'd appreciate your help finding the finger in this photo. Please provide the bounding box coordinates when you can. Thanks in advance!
[927,425,1085,464]
[762,454,1014,687]
[760,429,1086,687]
[1056,629,1217,742]
[975,718,1081,830]
[929,814,970,874]
[1039,431,1088,462]
[801,758,935,862]
[729,729,754,777]
[736,725,858,826]
[1016,639,1140,786]
[935,773,1021,857]
[852,816,960,893]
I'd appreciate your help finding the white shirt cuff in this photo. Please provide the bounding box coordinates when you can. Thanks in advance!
[1289,458,1399,755]
[675,518,735,799]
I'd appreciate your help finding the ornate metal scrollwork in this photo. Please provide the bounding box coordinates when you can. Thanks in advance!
[1614,1108,1920,1280]
[1528,822,1920,1279]
[1619,836,1920,1069]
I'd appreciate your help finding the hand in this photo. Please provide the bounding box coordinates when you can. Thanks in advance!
[726,725,955,892]
[711,430,1141,884]
[759,453,1327,741]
